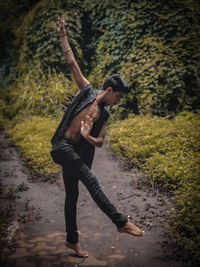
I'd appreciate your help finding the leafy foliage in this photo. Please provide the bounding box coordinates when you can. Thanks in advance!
[108,112,200,189]
[4,65,76,120]
[1,0,200,260]
[13,0,83,74]
[108,112,200,258]
[170,168,200,260]
[0,0,38,70]
[7,116,61,175]
[87,0,200,117]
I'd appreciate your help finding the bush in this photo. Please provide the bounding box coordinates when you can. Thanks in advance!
[169,170,200,260]
[87,0,200,117]
[1,0,200,260]
[13,0,83,74]
[4,65,77,120]
[108,113,200,189]
[108,112,200,258]
[7,116,61,175]
[0,0,37,70]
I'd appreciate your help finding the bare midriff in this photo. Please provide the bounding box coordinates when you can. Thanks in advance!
[64,101,100,142]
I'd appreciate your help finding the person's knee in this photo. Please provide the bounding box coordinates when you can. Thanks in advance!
[84,176,101,195]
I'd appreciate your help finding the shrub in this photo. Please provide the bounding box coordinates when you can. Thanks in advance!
[169,168,200,260]
[1,0,200,260]
[108,112,200,258]
[13,0,83,74]
[87,0,200,117]
[108,113,200,189]
[4,65,77,120]
[7,116,61,175]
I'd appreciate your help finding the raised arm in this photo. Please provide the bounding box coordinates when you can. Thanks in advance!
[57,17,89,91]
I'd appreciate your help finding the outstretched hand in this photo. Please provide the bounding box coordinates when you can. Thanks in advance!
[81,115,93,138]
[57,16,66,34]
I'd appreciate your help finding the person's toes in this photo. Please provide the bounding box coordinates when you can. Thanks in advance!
[65,242,88,258]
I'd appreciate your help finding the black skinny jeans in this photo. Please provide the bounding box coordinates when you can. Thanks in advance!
[51,138,128,244]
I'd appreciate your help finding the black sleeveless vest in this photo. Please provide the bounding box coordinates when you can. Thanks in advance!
[51,84,110,168]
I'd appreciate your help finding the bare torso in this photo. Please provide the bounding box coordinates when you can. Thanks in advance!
[64,100,101,142]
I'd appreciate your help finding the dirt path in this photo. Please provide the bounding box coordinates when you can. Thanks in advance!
[0,128,193,267]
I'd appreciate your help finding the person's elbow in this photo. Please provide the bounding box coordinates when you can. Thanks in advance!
[96,138,104,148]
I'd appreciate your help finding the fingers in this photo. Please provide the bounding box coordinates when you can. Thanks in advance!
[81,116,93,128]
[85,115,93,126]
[82,116,93,126]
[57,16,65,24]
[57,16,65,32]
[81,116,94,138]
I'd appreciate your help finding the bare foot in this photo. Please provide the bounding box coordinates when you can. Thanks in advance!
[117,222,144,237]
[65,241,89,258]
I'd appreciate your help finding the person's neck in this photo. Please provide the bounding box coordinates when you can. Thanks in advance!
[96,90,108,105]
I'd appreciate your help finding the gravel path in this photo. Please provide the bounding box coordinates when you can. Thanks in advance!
[0,128,195,267]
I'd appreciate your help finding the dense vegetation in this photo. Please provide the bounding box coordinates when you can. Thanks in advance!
[0,0,199,261]
[108,113,200,258]
[87,0,200,117]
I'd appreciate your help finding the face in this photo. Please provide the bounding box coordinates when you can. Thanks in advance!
[107,89,125,108]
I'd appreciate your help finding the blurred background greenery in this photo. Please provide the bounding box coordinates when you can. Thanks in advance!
[0,0,199,260]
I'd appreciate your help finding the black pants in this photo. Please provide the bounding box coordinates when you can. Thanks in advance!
[51,138,127,244]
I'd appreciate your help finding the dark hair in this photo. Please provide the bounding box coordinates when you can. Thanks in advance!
[101,74,130,94]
